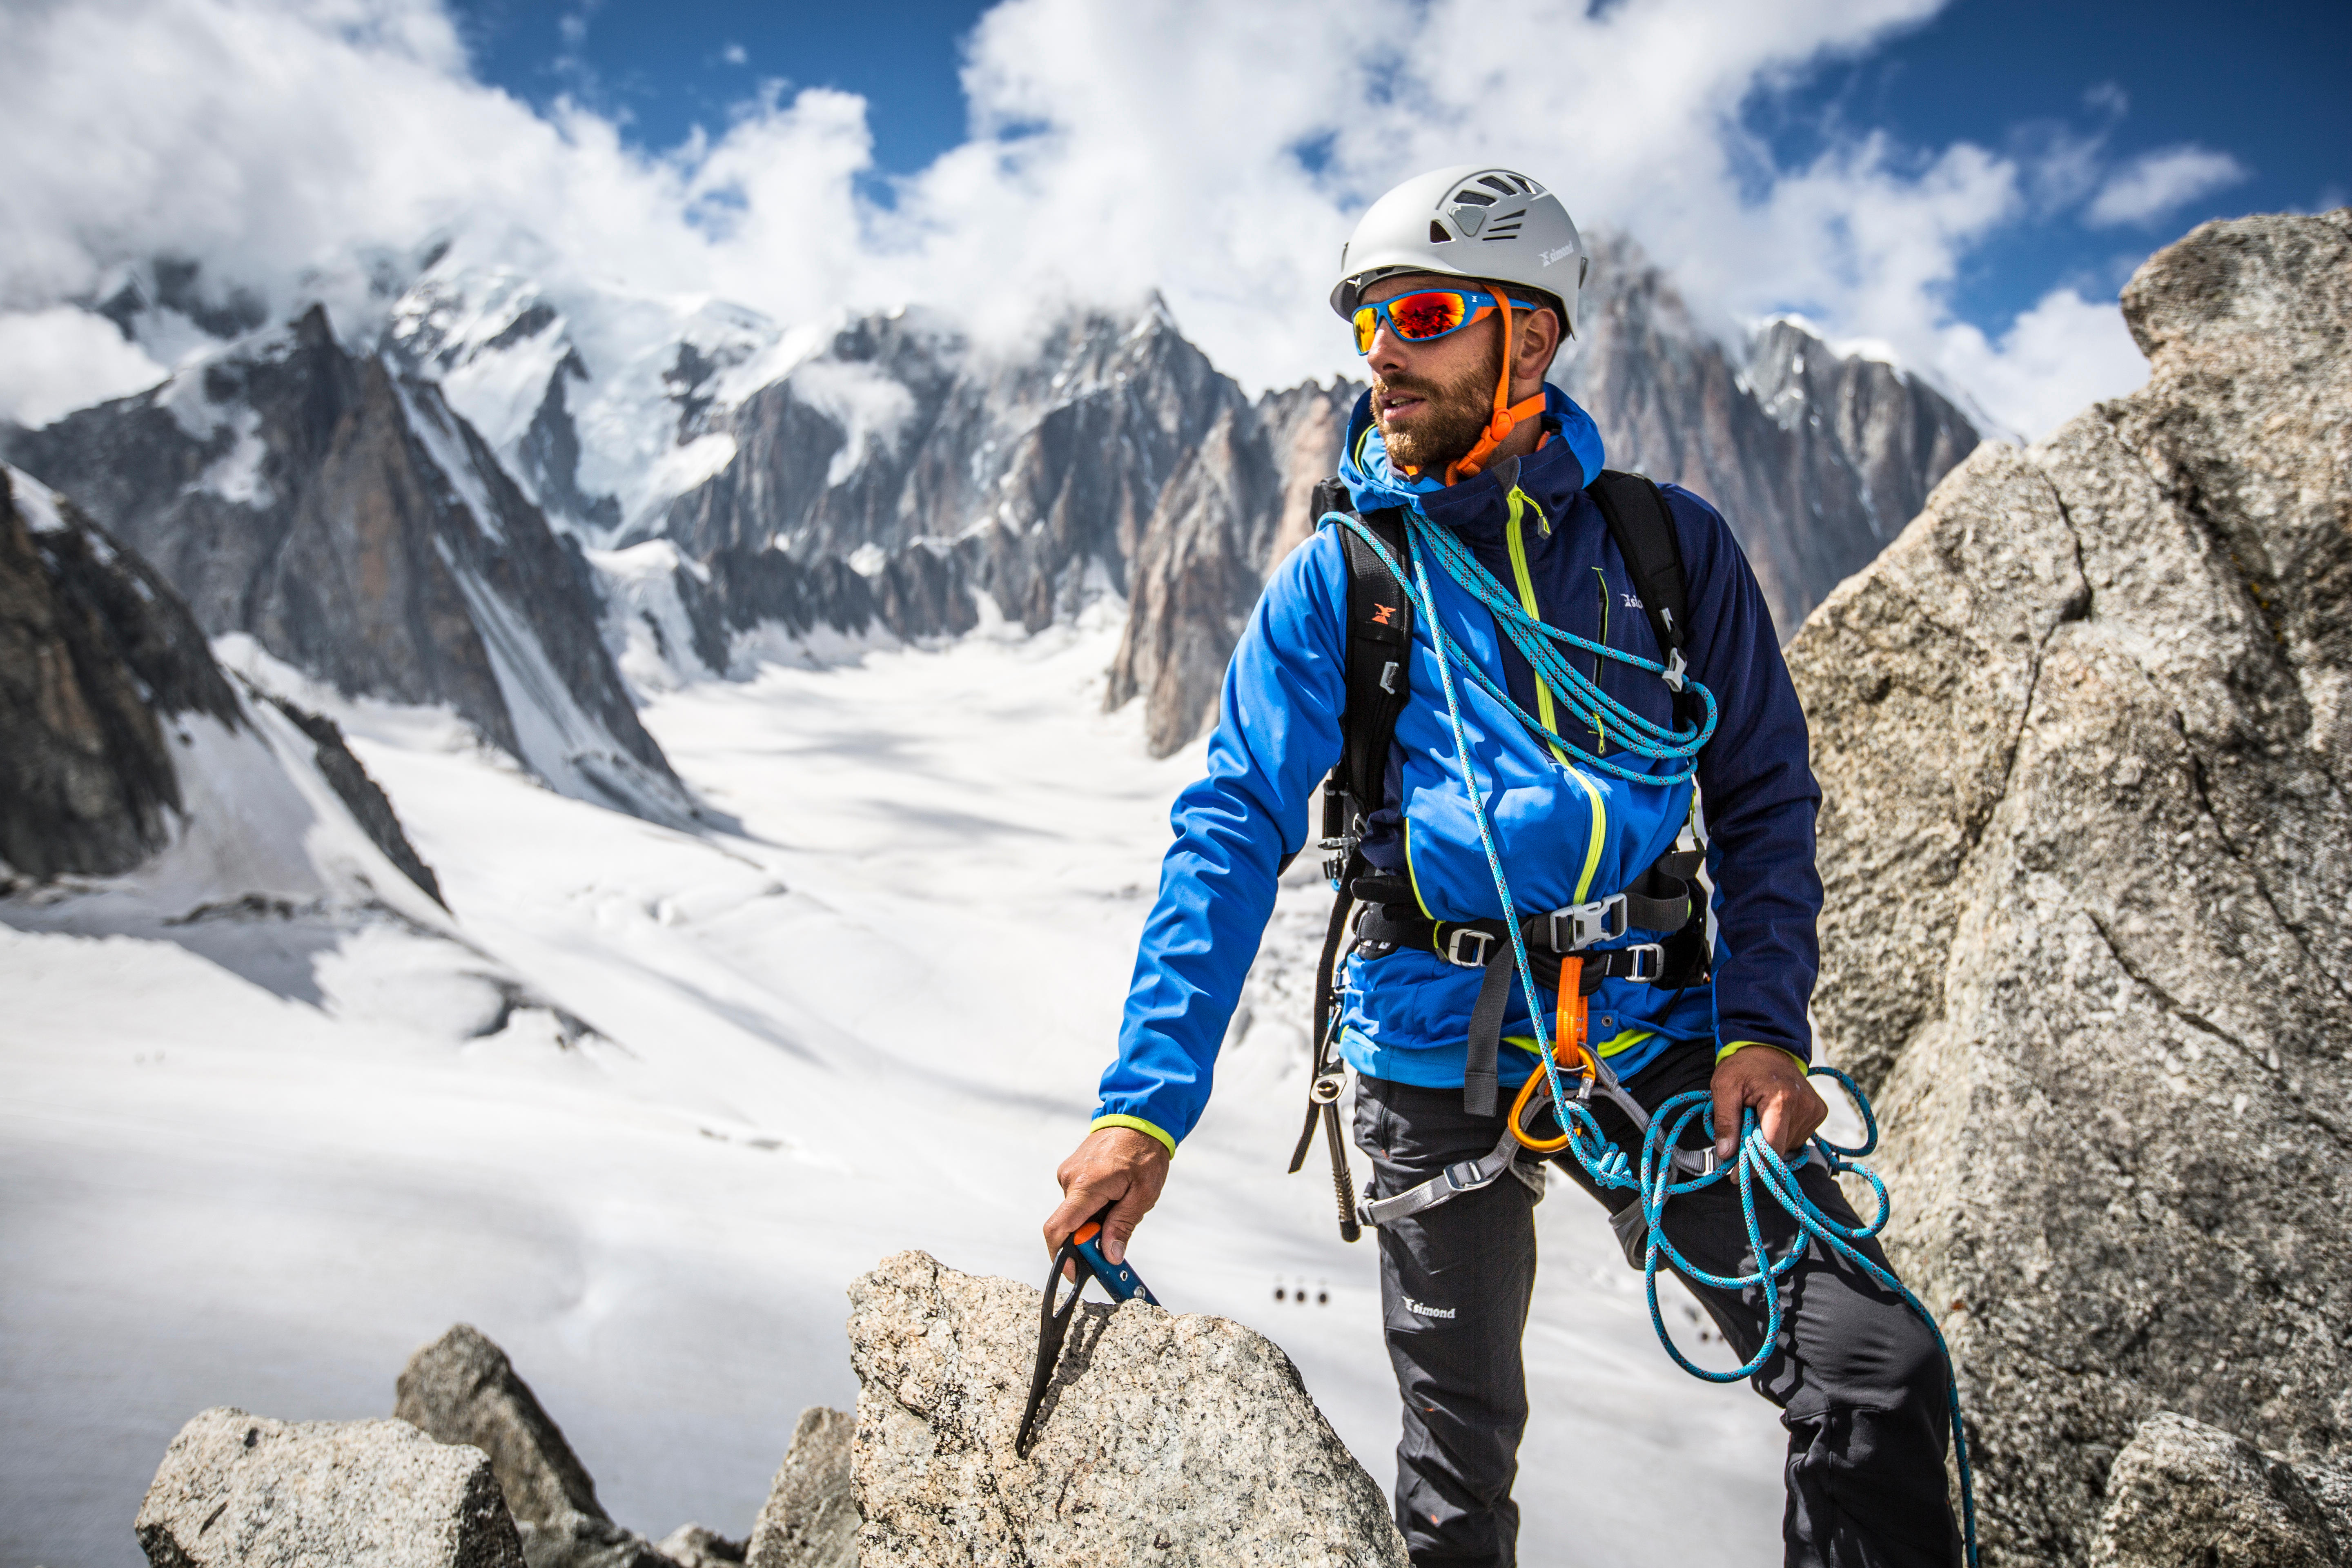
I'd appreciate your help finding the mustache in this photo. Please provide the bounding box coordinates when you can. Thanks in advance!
[1372,372,1447,404]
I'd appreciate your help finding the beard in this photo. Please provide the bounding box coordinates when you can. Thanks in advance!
[1374,346,1498,474]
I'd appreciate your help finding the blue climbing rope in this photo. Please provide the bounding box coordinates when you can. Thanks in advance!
[1326,505,1979,1567]
[1335,504,1719,785]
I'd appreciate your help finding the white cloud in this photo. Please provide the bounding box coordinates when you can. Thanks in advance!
[0,0,2198,441]
[0,308,169,427]
[1928,286,2147,442]
[721,41,746,66]
[2086,145,2249,228]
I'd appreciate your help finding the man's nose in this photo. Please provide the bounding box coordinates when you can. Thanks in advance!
[1366,323,1414,380]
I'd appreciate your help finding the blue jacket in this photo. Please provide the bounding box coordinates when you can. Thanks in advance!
[1091,386,1822,1152]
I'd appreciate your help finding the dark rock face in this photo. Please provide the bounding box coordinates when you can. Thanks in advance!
[0,466,239,880]
[1789,209,2352,1564]
[3,307,684,815]
[665,303,1247,640]
[395,1325,673,1568]
[1558,233,1982,641]
[137,1406,526,1568]
[263,694,444,905]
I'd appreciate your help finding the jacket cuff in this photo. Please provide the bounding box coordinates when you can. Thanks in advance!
[1714,1039,1812,1072]
[1090,1113,1177,1157]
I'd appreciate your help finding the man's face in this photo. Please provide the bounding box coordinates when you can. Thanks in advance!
[1361,273,1506,474]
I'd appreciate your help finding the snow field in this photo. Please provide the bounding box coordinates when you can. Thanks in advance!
[1,615,1784,1568]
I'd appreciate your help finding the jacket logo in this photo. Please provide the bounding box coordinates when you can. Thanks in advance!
[1400,1294,1457,1320]
[1621,593,1644,610]
[1370,603,1399,626]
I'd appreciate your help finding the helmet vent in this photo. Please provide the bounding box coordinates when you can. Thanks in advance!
[1478,175,1518,196]
[1428,220,1452,243]
[1450,187,1497,207]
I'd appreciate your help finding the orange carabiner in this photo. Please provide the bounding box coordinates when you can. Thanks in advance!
[1510,956,1594,1152]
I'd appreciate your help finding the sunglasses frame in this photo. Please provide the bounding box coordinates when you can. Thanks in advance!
[1352,287,1541,356]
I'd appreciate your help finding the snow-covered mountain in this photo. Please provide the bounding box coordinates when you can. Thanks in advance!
[3,307,700,825]
[8,231,1980,777]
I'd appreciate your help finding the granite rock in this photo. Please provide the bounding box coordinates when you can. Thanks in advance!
[394,1324,670,1568]
[1790,209,2352,1564]
[2091,1411,2352,1568]
[135,1406,524,1568]
[745,1407,855,1568]
[847,1249,1404,1568]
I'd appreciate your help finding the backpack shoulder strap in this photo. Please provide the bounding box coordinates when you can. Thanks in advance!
[1315,477,1412,813]
[1584,468,1691,683]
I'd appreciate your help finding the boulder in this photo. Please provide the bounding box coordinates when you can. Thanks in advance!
[847,1250,1405,1567]
[2091,1412,2352,1567]
[1789,208,2352,1564]
[745,1407,855,1568]
[651,1526,745,1568]
[135,1406,524,1568]
[394,1324,670,1568]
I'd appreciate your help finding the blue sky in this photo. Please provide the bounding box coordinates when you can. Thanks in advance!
[451,0,2346,335]
[7,0,2346,436]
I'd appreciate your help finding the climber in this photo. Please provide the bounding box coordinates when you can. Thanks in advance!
[1043,166,1960,1568]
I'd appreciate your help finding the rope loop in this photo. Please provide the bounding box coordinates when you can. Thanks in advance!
[1327,510,1719,786]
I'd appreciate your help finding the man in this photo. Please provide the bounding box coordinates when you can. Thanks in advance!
[1045,166,1959,1567]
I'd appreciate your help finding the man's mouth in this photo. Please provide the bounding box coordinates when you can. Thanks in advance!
[1376,388,1428,419]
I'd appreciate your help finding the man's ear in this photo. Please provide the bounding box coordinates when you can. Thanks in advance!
[1514,305,1563,385]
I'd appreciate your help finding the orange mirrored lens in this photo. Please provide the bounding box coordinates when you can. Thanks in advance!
[1353,305,1379,354]
[1389,292,1469,340]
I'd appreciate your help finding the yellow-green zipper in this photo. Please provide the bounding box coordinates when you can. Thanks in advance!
[1504,487,1608,902]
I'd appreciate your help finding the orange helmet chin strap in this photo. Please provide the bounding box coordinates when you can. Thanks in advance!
[1443,293,1546,487]
[1389,294,1548,486]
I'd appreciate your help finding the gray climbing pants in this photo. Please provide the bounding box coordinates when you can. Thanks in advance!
[1353,1044,1962,1568]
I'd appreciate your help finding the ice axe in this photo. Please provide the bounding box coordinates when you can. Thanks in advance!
[1015,1204,1159,1455]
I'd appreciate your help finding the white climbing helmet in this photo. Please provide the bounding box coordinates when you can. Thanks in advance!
[1330,165,1587,337]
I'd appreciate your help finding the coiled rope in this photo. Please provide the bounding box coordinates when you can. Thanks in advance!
[1327,504,1978,1566]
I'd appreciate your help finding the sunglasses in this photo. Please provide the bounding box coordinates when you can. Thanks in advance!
[1352,288,1540,355]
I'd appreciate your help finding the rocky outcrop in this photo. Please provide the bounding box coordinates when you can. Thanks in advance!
[0,464,240,880]
[1789,208,2352,1564]
[2091,1412,2352,1568]
[136,1406,525,1568]
[3,307,691,821]
[745,1407,855,1568]
[262,695,445,905]
[394,1325,671,1568]
[848,1250,1405,1567]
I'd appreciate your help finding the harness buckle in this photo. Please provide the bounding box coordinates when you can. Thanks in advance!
[1621,944,1665,983]
[1444,927,1497,967]
[1443,1159,1485,1194]
[1546,896,1628,951]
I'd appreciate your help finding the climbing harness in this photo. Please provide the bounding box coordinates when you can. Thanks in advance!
[1306,498,1980,1565]
[1018,1205,1160,1455]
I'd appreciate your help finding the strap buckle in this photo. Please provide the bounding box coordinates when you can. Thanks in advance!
[1443,1159,1486,1194]
[1544,896,1627,951]
[1444,926,1497,967]
[1621,944,1665,983]
[1662,647,1688,693]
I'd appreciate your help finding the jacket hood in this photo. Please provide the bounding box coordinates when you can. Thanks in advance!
[1337,383,1607,524]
